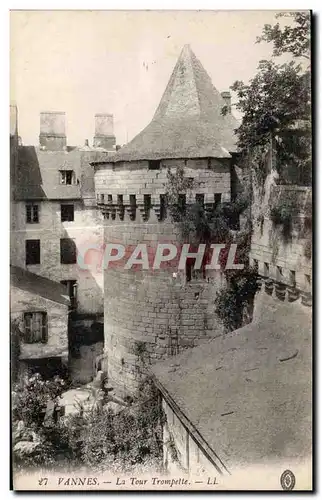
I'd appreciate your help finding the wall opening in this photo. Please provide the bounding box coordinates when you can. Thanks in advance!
[160,194,167,221]
[144,194,151,220]
[129,195,137,221]
[26,204,39,224]
[149,160,161,170]
[117,194,125,221]
[60,238,77,264]
[25,239,40,265]
[196,194,204,207]
[61,204,74,222]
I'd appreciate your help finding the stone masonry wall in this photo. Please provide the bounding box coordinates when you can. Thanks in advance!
[95,158,231,396]
[11,200,104,314]
[250,170,312,293]
[94,158,231,209]
[11,286,69,360]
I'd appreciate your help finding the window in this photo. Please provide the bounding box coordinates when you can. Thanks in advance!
[24,312,48,343]
[60,238,77,264]
[305,274,311,286]
[148,160,161,170]
[26,239,40,265]
[26,204,39,224]
[214,193,222,207]
[59,170,75,185]
[61,280,77,309]
[61,204,74,222]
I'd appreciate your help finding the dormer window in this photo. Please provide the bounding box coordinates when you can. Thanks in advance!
[60,170,76,185]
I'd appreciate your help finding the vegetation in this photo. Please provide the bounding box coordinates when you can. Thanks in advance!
[214,266,258,331]
[226,12,311,188]
[12,374,163,473]
[165,165,256,331]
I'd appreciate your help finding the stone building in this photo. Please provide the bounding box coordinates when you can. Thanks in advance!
[10,105,116,383]
[10,265,70,382]
[93,44,241,396]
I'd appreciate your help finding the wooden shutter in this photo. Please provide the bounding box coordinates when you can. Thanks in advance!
[24,313,32,343]
[26,205,32,223]
[33,205,39,223]
[41,313,48,343]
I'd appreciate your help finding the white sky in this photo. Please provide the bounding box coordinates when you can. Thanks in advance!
[10,10,292,146]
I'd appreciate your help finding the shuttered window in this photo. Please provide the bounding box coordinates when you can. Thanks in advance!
[24,312,48,343]
[26,204,39,223]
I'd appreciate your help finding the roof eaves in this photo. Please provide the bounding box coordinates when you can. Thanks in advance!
[149,369,231,476]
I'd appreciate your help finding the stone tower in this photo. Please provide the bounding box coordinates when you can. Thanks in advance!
[93,45,239,396]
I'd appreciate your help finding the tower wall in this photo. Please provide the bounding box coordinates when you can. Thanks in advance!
[95,158,232,396]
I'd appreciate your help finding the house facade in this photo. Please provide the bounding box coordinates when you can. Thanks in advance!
[10,105,116,383]
[10,265,70,382]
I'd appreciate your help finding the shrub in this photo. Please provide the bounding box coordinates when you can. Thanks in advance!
[13,374,163,474]
[214,267,258,331]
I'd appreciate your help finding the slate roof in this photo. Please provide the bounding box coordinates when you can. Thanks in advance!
[103,45,239,163]
[151,290,312,471]
[10,265,70,306]
[12,146,113,201]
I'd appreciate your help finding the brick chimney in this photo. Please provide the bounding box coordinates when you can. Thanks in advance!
[93,113,116,150]
[39,111,66,151]
[221,92,231,114]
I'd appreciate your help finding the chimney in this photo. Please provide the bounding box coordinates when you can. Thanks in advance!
[221,92,231,114]
[84,139,89,147]
[93,113,116,150]
[39,111,66,151]
[10,104,18,138]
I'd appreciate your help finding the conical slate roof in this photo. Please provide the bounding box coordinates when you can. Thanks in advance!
[112,45,238,163]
